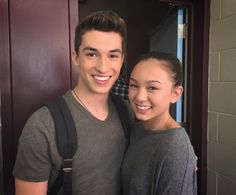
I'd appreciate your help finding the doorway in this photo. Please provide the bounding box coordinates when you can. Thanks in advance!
[0,0,209,194]
[150,7,188,125]
[79,1,209,195]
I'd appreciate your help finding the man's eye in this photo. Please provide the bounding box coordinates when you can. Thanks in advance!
[85,53,97,58]
[109,53,121,60]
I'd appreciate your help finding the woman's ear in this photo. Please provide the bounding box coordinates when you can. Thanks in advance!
[170,86,183,104]
[72,50,79,66]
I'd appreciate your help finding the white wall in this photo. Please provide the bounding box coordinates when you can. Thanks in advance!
[208,0,236,194]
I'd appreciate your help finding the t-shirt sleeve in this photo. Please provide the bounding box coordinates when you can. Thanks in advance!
[155,144,197,195]
[13,107,53,182]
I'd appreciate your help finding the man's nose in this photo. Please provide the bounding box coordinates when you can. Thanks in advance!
[96,56,109,73]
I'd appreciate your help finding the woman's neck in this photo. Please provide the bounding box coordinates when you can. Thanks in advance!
[143,115,181,132]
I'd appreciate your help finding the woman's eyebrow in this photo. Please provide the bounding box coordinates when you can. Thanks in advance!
[130,78,138,83]
[130,78,162,84]
[146,80,162,84]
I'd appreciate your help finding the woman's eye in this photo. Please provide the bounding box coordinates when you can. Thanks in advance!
[148,86,158,91]
[129,84,138,89]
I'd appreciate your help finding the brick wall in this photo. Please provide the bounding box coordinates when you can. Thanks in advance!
[208,0,236,194]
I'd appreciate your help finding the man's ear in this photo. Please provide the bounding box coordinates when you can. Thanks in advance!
[170,86,183,104]
[72,50,79,66]
[121,54,125,64]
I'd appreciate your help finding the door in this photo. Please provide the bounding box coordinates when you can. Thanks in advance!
[0,1,78,194]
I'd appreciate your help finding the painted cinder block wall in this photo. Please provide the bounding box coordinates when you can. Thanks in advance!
[208,0,236,194]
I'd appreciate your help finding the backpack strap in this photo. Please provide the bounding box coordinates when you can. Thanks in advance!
[110,93,131,145]
[46,94,131,195]
[45,97,77,195]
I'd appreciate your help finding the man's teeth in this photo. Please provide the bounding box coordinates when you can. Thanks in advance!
[137,105,151,110]
[94,76,110,81]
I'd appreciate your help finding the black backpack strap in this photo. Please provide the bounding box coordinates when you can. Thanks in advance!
[45,97,77,195]
[47,169,63,195]
[110,93,131,145]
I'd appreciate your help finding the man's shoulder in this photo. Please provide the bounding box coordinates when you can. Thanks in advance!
[20,104,56,142]
[27,106,51,124]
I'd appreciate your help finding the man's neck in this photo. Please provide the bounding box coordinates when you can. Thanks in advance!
[72,86,109,121]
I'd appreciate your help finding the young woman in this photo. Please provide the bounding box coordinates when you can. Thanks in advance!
[122,52,197,195]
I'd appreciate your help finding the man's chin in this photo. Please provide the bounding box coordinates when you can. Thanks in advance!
[91,88,112,96]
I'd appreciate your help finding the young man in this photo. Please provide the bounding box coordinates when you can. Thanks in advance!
[13,10,128,195]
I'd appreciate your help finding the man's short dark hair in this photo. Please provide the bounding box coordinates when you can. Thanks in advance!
[74,10,127,55]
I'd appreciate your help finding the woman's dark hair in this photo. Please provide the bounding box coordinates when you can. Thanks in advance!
[136,51,183,86]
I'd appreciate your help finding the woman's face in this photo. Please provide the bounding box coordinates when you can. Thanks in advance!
[128,58,182,123]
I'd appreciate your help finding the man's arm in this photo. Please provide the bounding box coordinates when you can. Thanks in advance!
[13,108,54,195]
[15,178,48,195]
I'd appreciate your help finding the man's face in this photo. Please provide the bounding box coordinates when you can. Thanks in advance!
[73,30,124,96]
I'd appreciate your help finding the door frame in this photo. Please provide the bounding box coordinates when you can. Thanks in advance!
[161,0,210,194]
[1,0,210,194]
[0,0,78,194]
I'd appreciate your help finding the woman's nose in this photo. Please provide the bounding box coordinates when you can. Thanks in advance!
[135,88,147,102]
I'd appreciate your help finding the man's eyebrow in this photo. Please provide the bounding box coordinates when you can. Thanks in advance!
[82,47,97,52]
[82,47,122,54]
[110,49,122,53]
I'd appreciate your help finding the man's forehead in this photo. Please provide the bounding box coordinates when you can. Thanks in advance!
[81,30,122,46]
[80,36,122,53]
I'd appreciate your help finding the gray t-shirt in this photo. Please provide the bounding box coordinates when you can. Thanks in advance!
[122,122,197,195]
[13,91,127,195]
